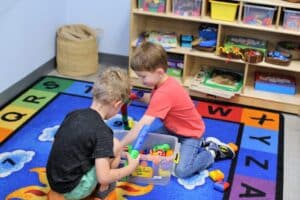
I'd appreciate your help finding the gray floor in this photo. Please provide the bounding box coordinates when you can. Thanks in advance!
[49,67,300,200]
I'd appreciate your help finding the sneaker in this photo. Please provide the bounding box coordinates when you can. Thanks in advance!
[200,137,220,147]
[205,137,235,160]
[95,182,116,199]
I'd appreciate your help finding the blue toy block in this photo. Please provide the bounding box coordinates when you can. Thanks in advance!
[214,181,230,192]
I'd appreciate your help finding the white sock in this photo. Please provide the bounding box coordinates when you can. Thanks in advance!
[209,150,216,158]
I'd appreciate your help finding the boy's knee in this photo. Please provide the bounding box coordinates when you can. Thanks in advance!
[174,165,189,178]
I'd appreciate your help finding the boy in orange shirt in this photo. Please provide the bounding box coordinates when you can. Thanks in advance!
[121,42,235,178]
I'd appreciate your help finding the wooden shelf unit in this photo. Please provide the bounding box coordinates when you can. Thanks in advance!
[129,0,300,115]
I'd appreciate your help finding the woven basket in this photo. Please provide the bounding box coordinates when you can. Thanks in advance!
[56,24,99,76]
[243,49,263,63]
[265,56,291,66]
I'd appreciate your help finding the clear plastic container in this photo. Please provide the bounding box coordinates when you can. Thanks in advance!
[172,0,202,16]
[283,8,300,31]
[243,3,276,27]
[138,0,166,13]
[114,132,180,185]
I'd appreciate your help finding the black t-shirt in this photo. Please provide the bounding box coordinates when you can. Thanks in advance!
[46,108,114,193]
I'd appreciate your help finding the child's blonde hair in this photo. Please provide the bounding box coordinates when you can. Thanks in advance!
[130,42,168,72]
[92,67,130,104]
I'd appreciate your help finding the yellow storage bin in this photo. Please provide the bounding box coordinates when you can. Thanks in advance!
[210,0,239,22]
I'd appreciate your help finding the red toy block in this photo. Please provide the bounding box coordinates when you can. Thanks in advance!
[214,181,230,192]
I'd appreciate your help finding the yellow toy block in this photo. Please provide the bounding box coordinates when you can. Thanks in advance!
[128,119,135,129]
[209,169,224,182]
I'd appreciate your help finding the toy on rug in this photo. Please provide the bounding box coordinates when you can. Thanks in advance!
[209,169,224,182]
[117,130,179,185]
[121,90,144,130]
[105,114,134,132]
[209,169,231,192]
[214,181,230,192]
[130,125,151,159]
[177,170,209,190]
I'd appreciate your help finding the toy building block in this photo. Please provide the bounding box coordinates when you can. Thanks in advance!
[214,181,230,192]
[209,169,224,182]
[130,125,151,158]
[121,90,144,130]
[128,119,134,129]
[228,143,238,152]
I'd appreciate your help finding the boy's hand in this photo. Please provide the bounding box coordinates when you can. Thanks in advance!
[125,152,140,170]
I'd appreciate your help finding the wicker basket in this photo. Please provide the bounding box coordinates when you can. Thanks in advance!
[265,56,291,66]
[56,24,99,76]
[277,41,300,60]
[243,49,263,63]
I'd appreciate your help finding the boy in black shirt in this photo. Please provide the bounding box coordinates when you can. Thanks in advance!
[46,67,140,200]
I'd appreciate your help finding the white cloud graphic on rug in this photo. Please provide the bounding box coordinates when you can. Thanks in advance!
[0,150,35,177]
[177,170,209,190]
[39,125,60,142]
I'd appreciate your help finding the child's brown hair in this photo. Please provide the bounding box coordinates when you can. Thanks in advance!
[130,42,168,72]
[92,67,130,104]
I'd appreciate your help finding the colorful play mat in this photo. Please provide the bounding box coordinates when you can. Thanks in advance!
[0,76,283,200]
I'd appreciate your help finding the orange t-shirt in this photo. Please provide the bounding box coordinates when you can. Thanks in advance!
[145,77,205,138]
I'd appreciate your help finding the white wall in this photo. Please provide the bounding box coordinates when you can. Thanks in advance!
[0,0,131,93]
[66,0,131,56]
[0,0,67,92]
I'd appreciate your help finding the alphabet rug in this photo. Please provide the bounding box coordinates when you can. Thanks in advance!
[0,76,283,200]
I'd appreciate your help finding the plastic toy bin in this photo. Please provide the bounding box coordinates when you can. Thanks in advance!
[283,8,300,31]
[138,0,166,13]
[172,0,202,16]
[254,72,296,95]
[243,4,276,27]
[210,0,239,22]
[114,132,180,185]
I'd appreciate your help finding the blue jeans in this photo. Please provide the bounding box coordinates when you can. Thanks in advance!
[155,126,214,178]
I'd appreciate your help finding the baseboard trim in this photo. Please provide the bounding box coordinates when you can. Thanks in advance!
[0,58,56,107]
[99,53,129,68]
[0,53,129,107]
